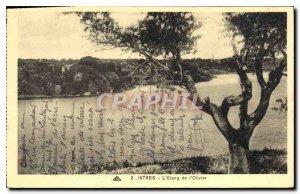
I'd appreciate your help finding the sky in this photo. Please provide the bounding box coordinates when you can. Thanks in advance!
[17,10,235,60]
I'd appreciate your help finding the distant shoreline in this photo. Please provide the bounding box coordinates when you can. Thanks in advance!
[18,71,286,100]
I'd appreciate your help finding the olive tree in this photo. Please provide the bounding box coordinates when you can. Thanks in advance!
[219,12,287,173]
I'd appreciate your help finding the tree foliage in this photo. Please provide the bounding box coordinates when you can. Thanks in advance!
[224,12,287,72]
[78,12,200,57]
[76,11,201,87]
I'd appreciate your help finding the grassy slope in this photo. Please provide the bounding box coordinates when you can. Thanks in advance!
[83,149,287,174]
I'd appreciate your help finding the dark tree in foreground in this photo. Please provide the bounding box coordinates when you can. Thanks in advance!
[219,12,287,173]
[76,11,287,173]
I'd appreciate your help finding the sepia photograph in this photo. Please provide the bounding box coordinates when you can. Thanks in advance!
[6,6,294,188]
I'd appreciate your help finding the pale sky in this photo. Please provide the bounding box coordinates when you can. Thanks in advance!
[17,10,234,59]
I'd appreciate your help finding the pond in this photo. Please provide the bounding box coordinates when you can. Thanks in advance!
[18,72,287,173]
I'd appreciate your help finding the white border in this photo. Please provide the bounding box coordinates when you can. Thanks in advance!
[2,0,299,192]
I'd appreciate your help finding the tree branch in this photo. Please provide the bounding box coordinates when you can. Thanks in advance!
[128,60,149,77]
[254,39,281,88]
[248,50,286,137]
[181,70,237,142]
[221,58,252,130]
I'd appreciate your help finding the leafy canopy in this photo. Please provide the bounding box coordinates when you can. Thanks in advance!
[224,12,287,71]
[77,12,201,61]
[75,11,201,87]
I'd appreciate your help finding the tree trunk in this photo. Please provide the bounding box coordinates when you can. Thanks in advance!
[228,143,250,174]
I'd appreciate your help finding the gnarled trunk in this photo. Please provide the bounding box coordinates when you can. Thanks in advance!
[229,142,250,174]
[179,50,285,174]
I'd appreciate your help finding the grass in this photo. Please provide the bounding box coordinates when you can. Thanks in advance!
[77,149,287,174]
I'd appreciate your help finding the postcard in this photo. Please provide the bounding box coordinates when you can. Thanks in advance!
[6,6,294,188]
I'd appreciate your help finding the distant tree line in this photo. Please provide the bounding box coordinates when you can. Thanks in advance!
[18,56,270,97]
